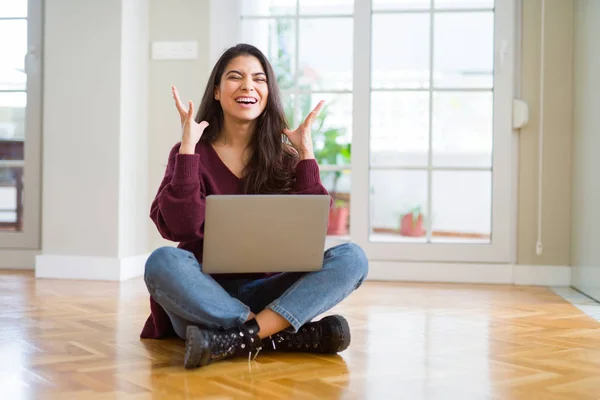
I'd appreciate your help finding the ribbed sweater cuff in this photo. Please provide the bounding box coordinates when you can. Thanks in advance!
[172,154,200,184]
[295,159,321,190]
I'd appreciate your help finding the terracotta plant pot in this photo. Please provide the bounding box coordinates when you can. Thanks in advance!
[400,213,425,237]
[328,206,349,235]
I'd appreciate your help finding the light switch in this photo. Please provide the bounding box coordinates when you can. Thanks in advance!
[151,41,198,60]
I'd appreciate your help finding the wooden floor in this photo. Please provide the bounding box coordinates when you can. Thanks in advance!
[1,272,600,399]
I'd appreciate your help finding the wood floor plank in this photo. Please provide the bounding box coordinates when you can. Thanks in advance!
[1,271,600,399]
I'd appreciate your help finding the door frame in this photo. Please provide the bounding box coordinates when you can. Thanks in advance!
[348,0,516,263]
[0,0,43,249]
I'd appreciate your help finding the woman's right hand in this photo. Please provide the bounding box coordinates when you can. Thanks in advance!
[172,85,209,154]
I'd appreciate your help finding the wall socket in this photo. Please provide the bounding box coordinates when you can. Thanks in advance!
[151,41,198,60]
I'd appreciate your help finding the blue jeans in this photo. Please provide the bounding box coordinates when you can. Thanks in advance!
[144,243,369,339]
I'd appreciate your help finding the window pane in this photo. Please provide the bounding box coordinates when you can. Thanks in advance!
[0,1,27,18]
[432,92,492,168]
[0,166,23,232]
[433,12,494,88]
[282,93,296,128]
[432,171,491,243]
[321,170,351,236]
[435,0,494,9]
[0,92,26,146]
[298,18,353,91]
[242,0,296,16]
[0,20,28,91]
[297,93,352,166]
[240,19,296,91]
[370,170,428,243]
[370,92,429,168]
[372,14,430,89]
[299,0,354,14]
[373,0,430,11]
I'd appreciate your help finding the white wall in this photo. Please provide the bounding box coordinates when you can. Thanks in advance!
[147,0,211,251]
[120,0,150,258]
[42,0,210,264]
[518,0,574,266]
[36,0,150,280]
[42,0,122,256]
[570,0,600,301]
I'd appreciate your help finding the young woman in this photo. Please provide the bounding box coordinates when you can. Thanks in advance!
[142,43,368,369]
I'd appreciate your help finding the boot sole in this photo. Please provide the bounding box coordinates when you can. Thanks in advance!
[184,325,212,369]
[322,315,351,353]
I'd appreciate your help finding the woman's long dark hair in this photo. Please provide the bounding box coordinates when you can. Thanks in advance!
[196,43,298,194]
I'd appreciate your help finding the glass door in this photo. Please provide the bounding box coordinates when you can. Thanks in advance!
[0,0,42,249]
[352,0,515,262]
[239,0,355,241]
[230,0,515,263]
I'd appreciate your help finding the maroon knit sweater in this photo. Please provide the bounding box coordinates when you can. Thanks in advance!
[140,140,330,339]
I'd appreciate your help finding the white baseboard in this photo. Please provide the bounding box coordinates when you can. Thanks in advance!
[366,261,571,286]
[24,253,571,286]
[0,249,39,270]
[119,253,149,280]
[571,266,600,302]
[512,265,572,286]
[35,253,149,281]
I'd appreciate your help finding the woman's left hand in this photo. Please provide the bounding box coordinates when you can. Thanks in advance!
[283,100,325,160]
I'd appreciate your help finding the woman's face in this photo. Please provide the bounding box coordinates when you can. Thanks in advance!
[215,55,269,123]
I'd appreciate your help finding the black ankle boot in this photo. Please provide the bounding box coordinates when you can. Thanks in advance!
[184,319,263,369]
[265,315,351,354]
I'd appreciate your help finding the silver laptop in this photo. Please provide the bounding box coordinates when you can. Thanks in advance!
[202,194,330,274]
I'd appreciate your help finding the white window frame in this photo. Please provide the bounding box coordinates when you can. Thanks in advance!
[210,0,517,264]
[0,0,43,249]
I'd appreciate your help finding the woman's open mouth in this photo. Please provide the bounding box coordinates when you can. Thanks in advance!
[235,97,258,108]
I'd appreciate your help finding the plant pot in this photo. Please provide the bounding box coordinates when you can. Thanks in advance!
[400,213,425,237]
[328,206,349,236]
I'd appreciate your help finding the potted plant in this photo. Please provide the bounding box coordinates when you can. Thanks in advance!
[399,205,426,237]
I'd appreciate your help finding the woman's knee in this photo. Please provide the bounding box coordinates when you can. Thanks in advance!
[346,242,369,279]
[144,246,184,284]
[329,242,369,282]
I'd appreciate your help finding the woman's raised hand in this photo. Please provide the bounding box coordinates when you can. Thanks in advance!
[283,100,325,160]
[172,85,209,155]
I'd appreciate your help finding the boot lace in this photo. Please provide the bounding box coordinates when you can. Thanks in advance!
[271,323,323,351]
[211,329,262,361]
